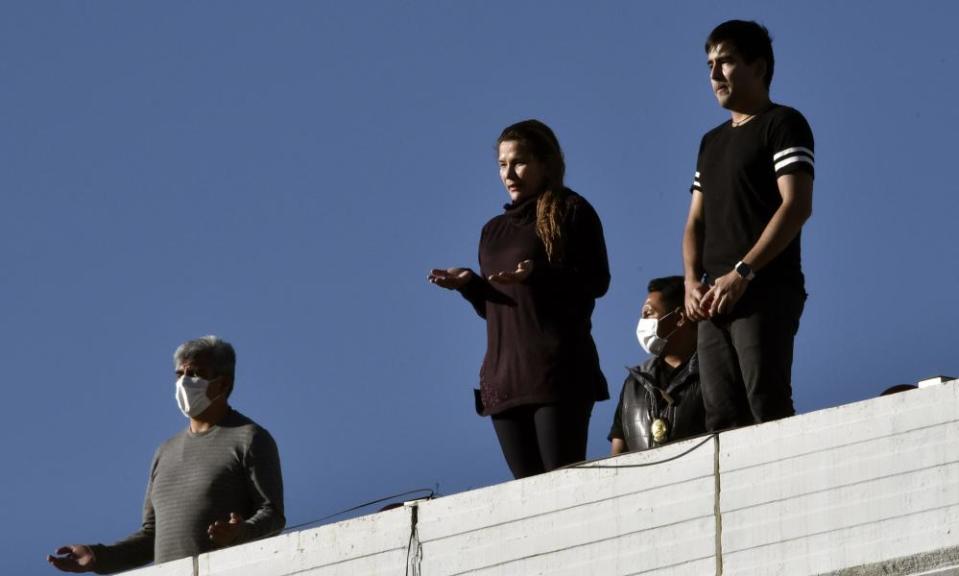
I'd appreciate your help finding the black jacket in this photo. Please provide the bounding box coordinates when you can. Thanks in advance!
[609,353,706,452]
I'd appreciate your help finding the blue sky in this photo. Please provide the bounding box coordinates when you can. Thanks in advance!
[3,2,958,574]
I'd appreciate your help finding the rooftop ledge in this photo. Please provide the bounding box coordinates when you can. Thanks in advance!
[123,378,959,576]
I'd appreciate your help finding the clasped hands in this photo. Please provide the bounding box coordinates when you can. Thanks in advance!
[429,260,534,289]
[685,269,749,321]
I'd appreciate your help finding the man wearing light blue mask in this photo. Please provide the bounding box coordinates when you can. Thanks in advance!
[609,276,706,455]
[49,336,285,574]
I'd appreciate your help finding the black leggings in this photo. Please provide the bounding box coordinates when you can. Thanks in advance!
[491,401,594,479]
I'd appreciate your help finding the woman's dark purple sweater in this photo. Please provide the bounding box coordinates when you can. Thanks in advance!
[459,190,610,415]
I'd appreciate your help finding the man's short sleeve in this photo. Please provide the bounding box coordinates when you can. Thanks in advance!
[690,135,706,194]
[769,108,815,179]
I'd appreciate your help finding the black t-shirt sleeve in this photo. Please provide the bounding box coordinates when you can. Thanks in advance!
[608,381,626,441]
[769,109,815,179]
[690,135,706,194]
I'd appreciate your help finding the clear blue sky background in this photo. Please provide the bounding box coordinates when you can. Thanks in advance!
[3,2,958,574]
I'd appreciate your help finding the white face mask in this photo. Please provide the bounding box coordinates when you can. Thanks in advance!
[175,375,216,418]
[636,308,681,356]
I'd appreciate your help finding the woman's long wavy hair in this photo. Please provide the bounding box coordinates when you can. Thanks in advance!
[496,119,569,263]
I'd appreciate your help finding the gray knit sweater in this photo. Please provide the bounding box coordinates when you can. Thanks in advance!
[91,409,284,573]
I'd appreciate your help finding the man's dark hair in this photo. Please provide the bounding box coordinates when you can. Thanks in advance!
[647,276,685,312]
[705,20,774,89]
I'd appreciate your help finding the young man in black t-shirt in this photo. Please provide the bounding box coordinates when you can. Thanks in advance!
[682,20,815,431]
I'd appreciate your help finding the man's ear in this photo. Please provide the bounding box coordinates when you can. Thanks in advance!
[676,311,687,327]
[213,375,234,399]
[752,58,768,84]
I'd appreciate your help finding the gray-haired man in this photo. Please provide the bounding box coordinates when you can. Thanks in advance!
[49,336,285,573]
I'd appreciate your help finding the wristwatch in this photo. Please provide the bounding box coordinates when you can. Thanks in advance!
[734,260,755,281]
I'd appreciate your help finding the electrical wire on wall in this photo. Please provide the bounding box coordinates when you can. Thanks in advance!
[284,487,436,533]
[565,433,717,470]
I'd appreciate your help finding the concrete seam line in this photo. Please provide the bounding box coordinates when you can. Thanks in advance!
[714,434,723,576]
[406,503,423,576]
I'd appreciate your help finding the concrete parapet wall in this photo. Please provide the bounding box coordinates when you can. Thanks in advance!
[720,380,959,575]
[119,380,959,575]
[416,435,717,575]
[201,508,413,576]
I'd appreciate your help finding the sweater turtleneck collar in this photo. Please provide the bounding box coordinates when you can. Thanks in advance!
[503,192,541,222]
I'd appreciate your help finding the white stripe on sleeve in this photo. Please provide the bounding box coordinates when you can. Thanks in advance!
[774,155,814,172]
[773,146,814,161]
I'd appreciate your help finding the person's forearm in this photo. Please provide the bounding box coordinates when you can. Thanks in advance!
[610,438,627,456]
[742,197,811,272]
[243,506,285,541]
[683,221,704,283]
[89,531,154,575]
[458,271,490,318]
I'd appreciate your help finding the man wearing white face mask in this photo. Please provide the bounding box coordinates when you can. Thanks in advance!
[48,336,284,574]
[609,277,706,455]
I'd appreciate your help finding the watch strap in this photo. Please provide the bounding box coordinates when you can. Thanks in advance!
[734,260,755,281]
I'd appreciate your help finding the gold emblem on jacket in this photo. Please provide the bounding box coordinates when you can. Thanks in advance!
[651,418,669,443]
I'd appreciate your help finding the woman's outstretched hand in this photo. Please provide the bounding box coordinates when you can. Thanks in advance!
[488,259,534,284]
[429,268,474,290]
